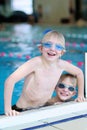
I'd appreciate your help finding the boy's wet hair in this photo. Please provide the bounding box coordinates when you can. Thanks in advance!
[41,30,66,50]
[59,73,77,87]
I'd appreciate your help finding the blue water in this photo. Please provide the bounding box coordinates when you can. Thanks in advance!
[0,24,86,114]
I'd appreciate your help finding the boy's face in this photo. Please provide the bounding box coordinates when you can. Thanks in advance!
[56,77,76,102]
[39,37,65,62]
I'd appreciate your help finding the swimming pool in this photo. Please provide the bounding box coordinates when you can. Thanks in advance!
[0,24,86,114]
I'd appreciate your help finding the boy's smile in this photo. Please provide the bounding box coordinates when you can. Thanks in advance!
[47,51,56,56]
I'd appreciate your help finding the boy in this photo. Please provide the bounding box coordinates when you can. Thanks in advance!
[4,30,85,116]
[45,73,77,106]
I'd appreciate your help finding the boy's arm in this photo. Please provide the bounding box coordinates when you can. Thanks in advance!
[4,58,38,116]
[4,78,19,116]
[75,69,85,102]
[4,63,30,116]
[74,70,85,102]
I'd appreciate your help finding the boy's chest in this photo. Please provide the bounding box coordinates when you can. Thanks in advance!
[35,67,63,84]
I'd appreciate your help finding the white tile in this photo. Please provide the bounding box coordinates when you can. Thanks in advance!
[1,102,87,129]
[3,121,45,130]
[35,126,61,130]
[40,113,75,123]
[3,110,87,130]
[53,118,87,130]
[71,110,87,116]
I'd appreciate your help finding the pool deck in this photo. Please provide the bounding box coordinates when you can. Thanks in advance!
[0,101,87,130]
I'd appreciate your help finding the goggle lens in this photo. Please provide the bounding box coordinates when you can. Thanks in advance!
[42,42,64,51]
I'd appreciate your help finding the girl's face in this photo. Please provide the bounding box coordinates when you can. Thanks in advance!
[39,36,64,62]
[56,77,76,101]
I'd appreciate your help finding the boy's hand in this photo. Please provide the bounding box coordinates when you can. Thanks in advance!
[5,109,20,116]
[75,96,86,102]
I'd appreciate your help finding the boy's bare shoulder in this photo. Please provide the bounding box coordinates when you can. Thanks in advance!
[58,59,69,65]
[58,59,72,69]
[28,56,42,62]
[26,56,42,67]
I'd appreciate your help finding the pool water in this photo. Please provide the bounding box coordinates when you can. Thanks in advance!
[0,24,86,114]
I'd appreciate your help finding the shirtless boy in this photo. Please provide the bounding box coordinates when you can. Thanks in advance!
[45,73,77,106]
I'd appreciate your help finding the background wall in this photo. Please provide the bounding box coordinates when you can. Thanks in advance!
[1,0,85,24]
[34,0,71,24]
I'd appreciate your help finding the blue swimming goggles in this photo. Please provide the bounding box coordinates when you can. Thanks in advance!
[57,83,75,92]
[42,42,64,51]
